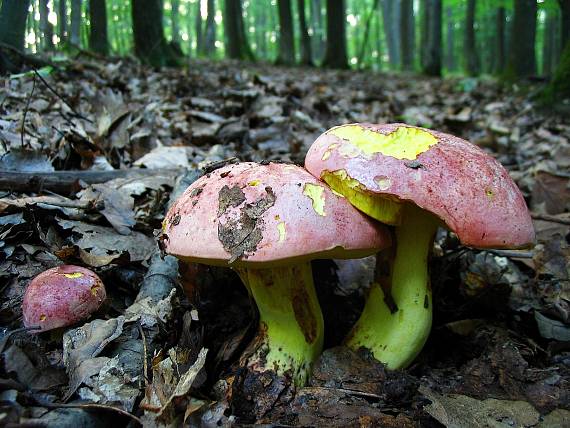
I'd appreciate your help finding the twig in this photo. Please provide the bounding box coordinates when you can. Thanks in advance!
[32,68,94,124]
[302,386,383,401]
[201,156,239,174]
[138,322,150,388]
[33,400,142,425]
[531,213,570,225]
[20,73,36,148]
[0,195,101,211]
[487,249,534,259]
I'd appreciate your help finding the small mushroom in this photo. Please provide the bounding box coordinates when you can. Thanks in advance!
[22,265,106,332]
[162,161,390,387]
[305,123,535,369]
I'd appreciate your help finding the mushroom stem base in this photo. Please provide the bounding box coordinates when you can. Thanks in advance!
[344,204,437,369]
[237,263,324,386]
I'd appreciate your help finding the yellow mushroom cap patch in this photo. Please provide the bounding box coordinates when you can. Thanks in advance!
[327,125,438,160]
[303,183,326,216]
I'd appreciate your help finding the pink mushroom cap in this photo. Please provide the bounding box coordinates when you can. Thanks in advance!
[162,162,391,267]
[22,265,106,332]
[305,123,535,249]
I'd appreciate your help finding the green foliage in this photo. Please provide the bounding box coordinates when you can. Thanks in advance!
[542,41,570,103]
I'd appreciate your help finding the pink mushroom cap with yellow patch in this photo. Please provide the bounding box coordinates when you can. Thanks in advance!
[162,162,391,267]
[22,265,106,332]
[305,123,535,249]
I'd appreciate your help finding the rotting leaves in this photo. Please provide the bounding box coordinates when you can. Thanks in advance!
[218,186,276,263]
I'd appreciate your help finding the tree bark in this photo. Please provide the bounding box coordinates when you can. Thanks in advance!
[40,0,55,50]
[203,0,216,56]
[223,0,254,60]
[357,0,380,68]
[70,0,82,46]
[89,0,108,55]
[276,0,295,64]
[0,0,31,52]
[505,0,536,79]
[423,0,441,76]
[400,0,414,71]
[58,0,67,43]
[560,0,570,49]
[322,0,348,68]
[298,0,313,65]
[464,0,479,75]
[381,0,400,68]
[420,0,429,69]
[445,6,455,72]
[132,0,179,67]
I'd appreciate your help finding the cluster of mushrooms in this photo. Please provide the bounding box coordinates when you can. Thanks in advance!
[161,123,535,387]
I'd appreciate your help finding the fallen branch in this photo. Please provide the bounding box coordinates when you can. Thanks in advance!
[531,213,570,225]
[0,168,183,194]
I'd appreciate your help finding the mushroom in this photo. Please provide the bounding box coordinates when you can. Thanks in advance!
[305,123,535,369]
[161,162,390,386]
[23,265,106,332]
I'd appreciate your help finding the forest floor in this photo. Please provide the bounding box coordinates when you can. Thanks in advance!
[0,56,569,427]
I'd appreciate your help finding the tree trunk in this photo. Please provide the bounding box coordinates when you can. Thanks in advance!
[420,0,429,68]
[560,0,570,49]
[400,0,414,70]
[381,0,400,68]
[204,0,216,56]
[70,0,82,46]
[132,0,178,66]
[310,0,325,61]
[493,7,506,74]
[464,0,479,75]
[505,0,536,79]
[423,0,441,76]
[322,0,348,68]
[357,0,380,68]
[543,40,570,102]
[89,0,108,55]
[375,5,382,70]
[298,0,313,65]
[543,8,557,76]
[445,6,455,71]
[0,0,31,51]
[195,1,203,55]
[40,0,55,50]
[276,0,295,64]
[58,0,67,43]
[171,0,180,45]
[223,0,254,60]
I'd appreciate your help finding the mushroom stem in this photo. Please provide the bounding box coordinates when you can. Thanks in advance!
[237,262,324,386]
[344,204,438,369]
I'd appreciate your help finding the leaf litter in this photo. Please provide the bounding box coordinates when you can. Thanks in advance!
[0,56,569,426]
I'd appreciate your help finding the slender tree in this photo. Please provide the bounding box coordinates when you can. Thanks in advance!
[70,0,82,46]
[298,0,313,65]
[445,6,455,72]
[543,40,570,102]
[223,0,254,60]
[40,0,55,50]
[0,0,31,51]
[310,0,325,61]
[464,0,479,75]
[543,7,559,76]
[505,0,536,79]
[89,0,108,55]
[493,6,506,74]
[203,0,216,56]
[560,0,570,49]
[132,0,179,66]
[382,0,400,68]
[276,0,295,64]
[423,0,442,76]
[322,0,348,68]
[171,0,181,45]
[195,1,203,55]
[58,0,67,43]
[400,0,414,71]
[357,0,380,67]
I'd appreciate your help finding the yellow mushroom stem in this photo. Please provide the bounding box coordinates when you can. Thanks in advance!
[235,263,324,386]
[322,171,439,369]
